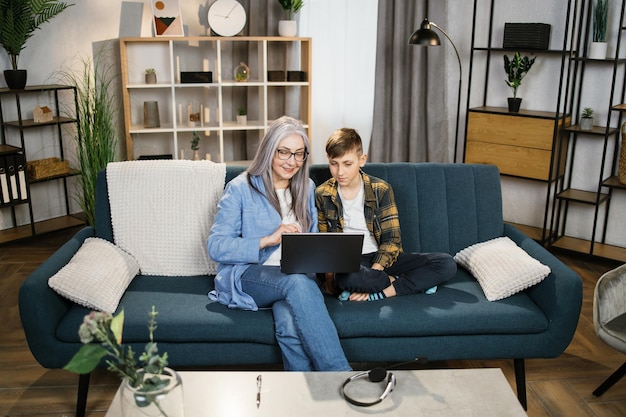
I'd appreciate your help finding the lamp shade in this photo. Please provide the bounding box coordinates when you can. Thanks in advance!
[408,18,441,46]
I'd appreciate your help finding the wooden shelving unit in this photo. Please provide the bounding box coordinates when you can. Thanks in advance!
[464,0,575,244]
[0,84,84,244]
[119,36,312,162]
[550,0,626,261]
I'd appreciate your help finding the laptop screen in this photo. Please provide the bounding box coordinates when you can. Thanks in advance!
[280,233,364,274]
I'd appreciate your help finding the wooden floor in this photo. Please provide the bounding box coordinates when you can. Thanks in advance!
[1,226,626,416]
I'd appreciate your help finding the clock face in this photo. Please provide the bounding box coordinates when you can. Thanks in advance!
[208,0,246,37]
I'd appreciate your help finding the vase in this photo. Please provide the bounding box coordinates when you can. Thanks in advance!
[589,42,608,60]
[120,367,184,417]
[145,73,157,84]
[236,114,247,125]
[234,62,249,82]
[278,20,297,37]
[144,101,161,128]
[619,123,626,185]
[507,97,522,113]
[4,69,27,90]
[193,150,200,161]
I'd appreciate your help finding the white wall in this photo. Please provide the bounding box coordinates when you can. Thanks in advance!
[1,0,625,249]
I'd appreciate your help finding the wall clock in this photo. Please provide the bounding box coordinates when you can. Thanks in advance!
[208,0,246,37]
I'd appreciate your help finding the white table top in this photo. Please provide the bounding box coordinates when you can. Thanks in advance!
[106,368,527,416]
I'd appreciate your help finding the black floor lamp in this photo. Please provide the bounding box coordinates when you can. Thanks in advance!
[409,18,462,163]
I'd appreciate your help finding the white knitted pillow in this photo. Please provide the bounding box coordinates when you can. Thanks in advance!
[454,237,551,301]
[48,237,140,313]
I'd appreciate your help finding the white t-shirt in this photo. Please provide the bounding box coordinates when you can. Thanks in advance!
[338,180,379,254]
[264,188,298,266]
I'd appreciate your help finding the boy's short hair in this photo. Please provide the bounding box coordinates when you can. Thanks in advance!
[326,128,363,158]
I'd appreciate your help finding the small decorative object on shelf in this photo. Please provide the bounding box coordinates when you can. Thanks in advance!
[33,105,53,123]
[580,107,594,130]
[504,51,536,112]
[234,62,249,82]
[617,122,626,185]
[143,101,160,128]
[277,0,304,36]
[589,0,608,59]
[237,107,247,125]
[191,131,201,160]
[145,68,157,84]
[64,307,184,417]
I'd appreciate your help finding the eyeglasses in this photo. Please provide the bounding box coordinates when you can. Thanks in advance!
[276,148,308,162]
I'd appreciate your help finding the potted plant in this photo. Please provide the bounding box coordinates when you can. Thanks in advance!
[589,0,608,59]
[503,51,536,112]
[65,308,184,417]
[145,68,157,84]
[57,48,119,227]
[277,0,304,37]
[191,130,200,160]
[0,0,73,89]
[236,107,247,125]
[580,107,594,130]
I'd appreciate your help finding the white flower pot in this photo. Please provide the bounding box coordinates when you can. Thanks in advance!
[589,42,607,60]
[278,20,297,37]
[237,115,247,125]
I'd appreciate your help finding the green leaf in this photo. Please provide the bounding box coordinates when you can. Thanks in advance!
[111,310,125,344]
[63,344,108,374]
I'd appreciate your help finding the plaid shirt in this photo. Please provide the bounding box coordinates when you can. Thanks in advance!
[315,171,403,268]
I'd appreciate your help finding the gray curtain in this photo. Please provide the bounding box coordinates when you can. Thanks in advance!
[369,0,449,162]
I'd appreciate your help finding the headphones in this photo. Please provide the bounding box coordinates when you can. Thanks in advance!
[341,367,397,407]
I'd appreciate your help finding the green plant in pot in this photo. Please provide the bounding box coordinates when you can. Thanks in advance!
[503,51,536,112]
[277,0,304,36]
[0,0,73,89]
[580,107,594,130]
[57,48,119,226]
[590,0,608,59]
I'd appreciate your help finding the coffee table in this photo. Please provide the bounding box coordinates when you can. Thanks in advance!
[105,368,527,416]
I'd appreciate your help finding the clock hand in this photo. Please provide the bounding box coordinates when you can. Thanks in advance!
[225,3,238,18]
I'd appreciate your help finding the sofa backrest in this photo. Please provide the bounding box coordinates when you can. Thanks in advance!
[95,162,503,255]
[310,163,504,255]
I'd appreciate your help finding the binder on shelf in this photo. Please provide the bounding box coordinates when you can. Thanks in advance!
[6,154,19,201]
[0,156,9,204]
[15,153,28,201]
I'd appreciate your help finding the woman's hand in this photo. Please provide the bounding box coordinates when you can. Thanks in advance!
[259,223,301,248]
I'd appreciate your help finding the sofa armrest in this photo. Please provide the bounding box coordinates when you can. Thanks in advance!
[18,226,95,368]
[504,224,583,356]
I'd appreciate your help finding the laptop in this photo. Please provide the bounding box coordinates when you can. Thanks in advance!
[280,233,364,274]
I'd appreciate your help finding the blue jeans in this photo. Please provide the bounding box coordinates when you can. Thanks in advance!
[241,265,351,371]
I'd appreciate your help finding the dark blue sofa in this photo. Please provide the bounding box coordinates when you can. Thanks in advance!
[19,162,582,414]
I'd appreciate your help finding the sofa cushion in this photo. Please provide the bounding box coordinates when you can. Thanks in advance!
[48,238,139,313]
[454,237,551,301]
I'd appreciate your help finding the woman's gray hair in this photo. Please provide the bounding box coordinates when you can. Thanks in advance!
[247,116,312,231]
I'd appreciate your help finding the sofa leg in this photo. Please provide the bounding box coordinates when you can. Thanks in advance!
[593,362,626,397]
[514,359,527,410]
[76,373,90,417]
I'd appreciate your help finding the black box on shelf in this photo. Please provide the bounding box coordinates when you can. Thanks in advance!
[503,23,551,51]
[180,71,213,83]
[138,154,172,160]
[287,71,307,82]
[267,71,286,81]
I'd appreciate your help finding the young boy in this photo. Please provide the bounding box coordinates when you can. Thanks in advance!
[315,128,456,301]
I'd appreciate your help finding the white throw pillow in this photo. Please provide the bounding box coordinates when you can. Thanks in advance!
[48,237,140,313]
[454,236,551,301]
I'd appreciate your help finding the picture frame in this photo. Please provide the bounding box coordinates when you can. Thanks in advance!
[151,0,184,37]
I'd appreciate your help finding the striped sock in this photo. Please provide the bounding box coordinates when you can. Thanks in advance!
[368,292,386,301]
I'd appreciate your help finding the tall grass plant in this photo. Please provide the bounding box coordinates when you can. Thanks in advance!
[58,49,118,226]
